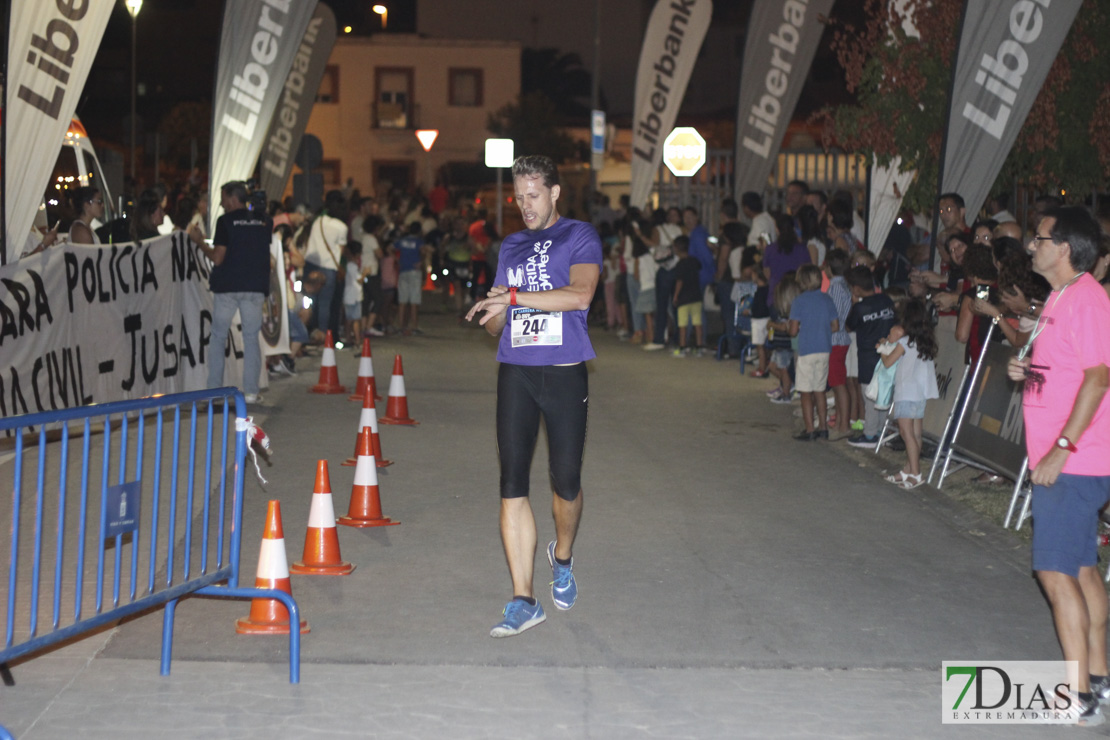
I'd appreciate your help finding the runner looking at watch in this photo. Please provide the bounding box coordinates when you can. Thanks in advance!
[466,155,602,638]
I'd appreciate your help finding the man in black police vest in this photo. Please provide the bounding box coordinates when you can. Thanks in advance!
[201,181,272,404]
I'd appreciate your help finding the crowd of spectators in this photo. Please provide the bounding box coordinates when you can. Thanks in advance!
[585,179,1110,491]
[39,170,1110,455]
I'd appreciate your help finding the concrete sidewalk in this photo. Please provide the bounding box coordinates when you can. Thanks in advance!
[1,313,1099,738]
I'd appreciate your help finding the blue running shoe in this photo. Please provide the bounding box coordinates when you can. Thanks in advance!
[489,598,546,638]
[547,541,578,610]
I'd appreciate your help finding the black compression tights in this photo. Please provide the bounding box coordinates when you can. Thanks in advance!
[496,362,589,501]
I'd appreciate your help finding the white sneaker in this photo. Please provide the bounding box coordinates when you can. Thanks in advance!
[642,343,665,351]
[244,393,264,405]
[366,327,385,337]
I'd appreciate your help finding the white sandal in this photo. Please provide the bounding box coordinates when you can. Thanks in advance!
[885,471,923,489]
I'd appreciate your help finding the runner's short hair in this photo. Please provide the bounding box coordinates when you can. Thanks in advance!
[512,156,559,189]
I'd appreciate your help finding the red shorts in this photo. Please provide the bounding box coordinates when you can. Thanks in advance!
[828,345,849,387]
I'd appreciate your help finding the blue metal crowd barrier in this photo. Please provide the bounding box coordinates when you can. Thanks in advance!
[0,388,300,736]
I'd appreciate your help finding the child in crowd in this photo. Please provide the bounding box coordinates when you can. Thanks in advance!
[825,248,854,438]
[379,239,398,333]
[671,236,704,356]
[767,271,800,403]
[788,265,840,440]
[881,299,939,488]
[632,233,658,345]
[394,222,428,336]
[602,244,621,330]
[741,247,772,377]
[845,265,896,447]
[342,240,367,344]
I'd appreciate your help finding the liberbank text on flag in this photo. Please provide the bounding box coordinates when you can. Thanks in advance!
[629,0,712,208]
[732,0,834,202]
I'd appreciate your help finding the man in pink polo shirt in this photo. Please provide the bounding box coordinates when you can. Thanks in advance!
[1008,206,1110,726]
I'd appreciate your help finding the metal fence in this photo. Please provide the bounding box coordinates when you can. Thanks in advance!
[0,388,301,737]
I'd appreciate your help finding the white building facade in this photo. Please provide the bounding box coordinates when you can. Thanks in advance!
[303,34,521,196]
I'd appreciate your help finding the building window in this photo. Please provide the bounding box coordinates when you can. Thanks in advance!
[375,67,414,128]
[319,159,342,186]
[448,68,483,107]
[316,65,339,103]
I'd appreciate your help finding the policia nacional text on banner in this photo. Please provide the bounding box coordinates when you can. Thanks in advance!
[209,0,319,234]
[629,0,713,209]
[940,0,1081,217]
[732,0,834,203]
[4,0,115,263]
[0,234,253,423]
[257,3,337,201]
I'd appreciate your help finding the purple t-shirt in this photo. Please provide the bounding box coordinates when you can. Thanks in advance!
[764,241,811,306]
[494,217,603,365]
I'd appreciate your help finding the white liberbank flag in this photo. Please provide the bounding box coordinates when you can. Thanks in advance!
[629,0,712,209]
[3,0,115,264]
[941,0,1081,217]
[732,0,834,202]
[257,3,337,202]
[209,0,318,233]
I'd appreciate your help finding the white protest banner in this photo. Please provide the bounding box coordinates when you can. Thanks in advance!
[941,0,1082,217]
[732,0,834,202]
[209,0,319,233]
[0,234,244,422]
[4,0,115,264]
[629,0,713,209]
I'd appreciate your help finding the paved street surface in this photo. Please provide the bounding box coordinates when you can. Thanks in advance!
[1,311,1103,738]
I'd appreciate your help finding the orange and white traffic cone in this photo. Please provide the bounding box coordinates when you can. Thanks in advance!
[338,427,400,528]
[349,337,382,402]
[342,388,393,467]
[380,355,418,425]
[236,500,310,634]
[291,461,355,576]
[309,330,347,394]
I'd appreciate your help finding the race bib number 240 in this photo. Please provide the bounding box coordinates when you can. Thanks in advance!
[510,307,563,347]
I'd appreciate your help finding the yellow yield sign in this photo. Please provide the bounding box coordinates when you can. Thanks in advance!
[662,127,706,177]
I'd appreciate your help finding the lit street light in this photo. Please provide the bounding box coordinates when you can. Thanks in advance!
[372,4,387,29]
[125,0,142,183]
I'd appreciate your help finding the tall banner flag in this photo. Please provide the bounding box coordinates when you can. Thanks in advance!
[209,0,319,233]
[3,0,115,264]
[257,3,337,202]
[941,0,1082,218]
[629,0,713,209]
[732,0,835,203]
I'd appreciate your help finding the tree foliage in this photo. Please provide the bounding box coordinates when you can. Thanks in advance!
[816,0,1110,213]
[158,101,211,171]
[486,91,579,164]
[521,48,595,120]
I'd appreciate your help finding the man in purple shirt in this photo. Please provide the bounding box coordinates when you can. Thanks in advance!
[466,155,602,638]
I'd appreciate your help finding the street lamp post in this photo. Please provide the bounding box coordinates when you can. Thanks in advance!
[372,4,387,29]
[125,0,142,183]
